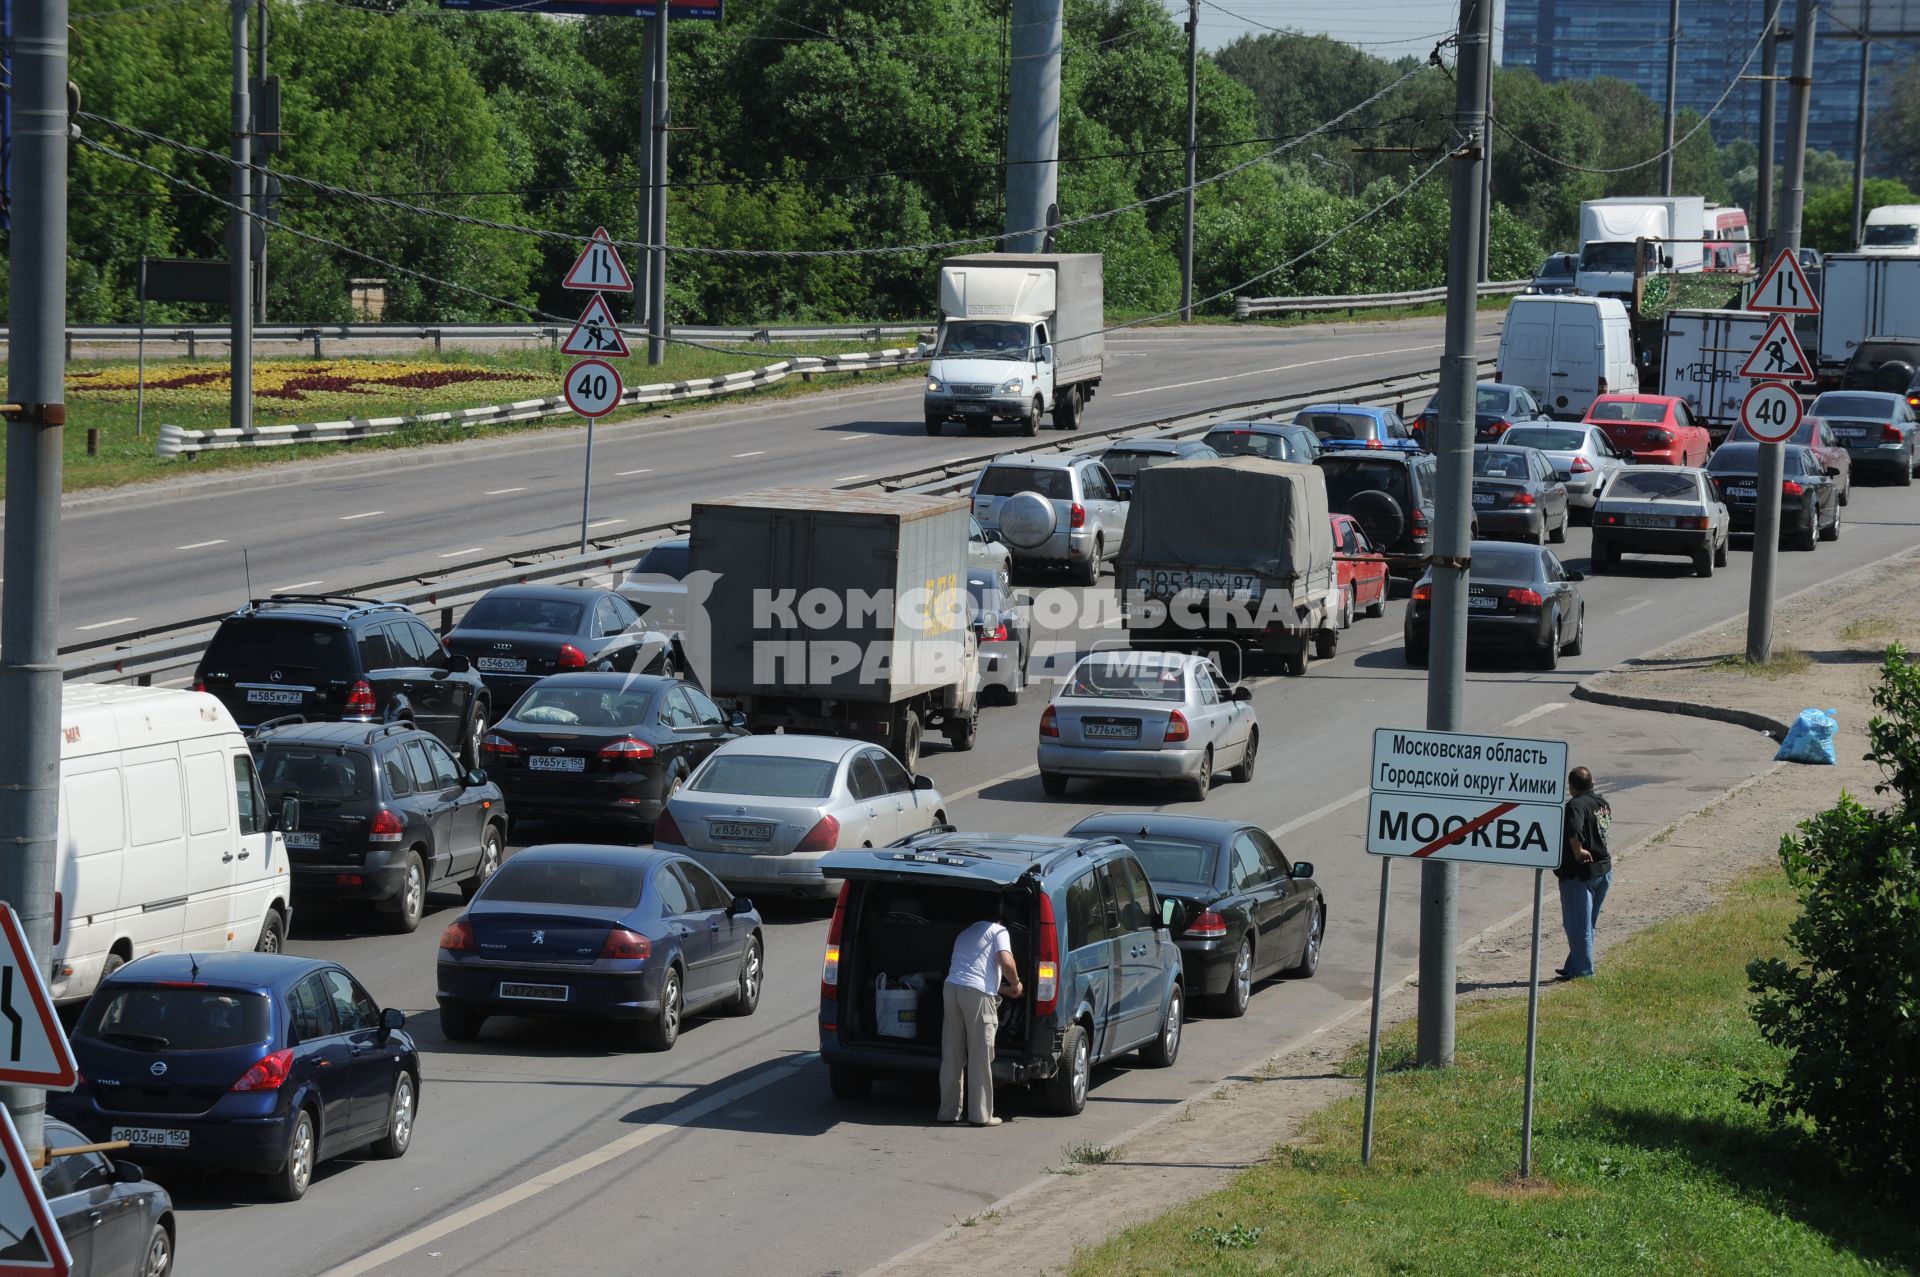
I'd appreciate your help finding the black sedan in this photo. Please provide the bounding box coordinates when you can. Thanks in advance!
[1066,813,1323,1017]
[1404,541,1586,671]
[8,1119,176,1276]
[1414,381,1553,445]
[1471,444,1570,544]
[480,673,745,832]
[1099,437,1219,499]
[1706,442,1841,551]
[446,584,673,707]
[436,845,763,1052]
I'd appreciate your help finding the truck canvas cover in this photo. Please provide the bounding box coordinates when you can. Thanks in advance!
[1117,458,1334,601]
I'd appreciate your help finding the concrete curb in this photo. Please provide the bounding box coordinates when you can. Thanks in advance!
[1571,677,1791,741]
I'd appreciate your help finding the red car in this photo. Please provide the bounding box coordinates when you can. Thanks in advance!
[1331,513,1390,627]
[1582,394,1712,467]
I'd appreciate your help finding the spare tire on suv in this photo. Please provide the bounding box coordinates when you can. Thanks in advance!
[996,491,1058,550]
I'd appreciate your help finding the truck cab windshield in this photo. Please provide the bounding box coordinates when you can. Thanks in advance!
[1864,223,1919,248]
[1578,242,1640,272]
[938,321,1031,359]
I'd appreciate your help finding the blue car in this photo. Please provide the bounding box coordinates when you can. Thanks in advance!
[53,953,419,1203]
[436,845,765,1052]
[1293,403,1421,452]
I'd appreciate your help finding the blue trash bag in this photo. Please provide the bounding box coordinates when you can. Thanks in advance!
[1775,708,1838,765]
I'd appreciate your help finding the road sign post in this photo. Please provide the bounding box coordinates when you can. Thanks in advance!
[561,230,634,555]
[1743,246,1822,664]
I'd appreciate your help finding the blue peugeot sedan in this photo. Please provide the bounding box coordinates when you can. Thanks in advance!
[1293,403,1421,453]
[53,953,418,1203]
[436,845,765,1052]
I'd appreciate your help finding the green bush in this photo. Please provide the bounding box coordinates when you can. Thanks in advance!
[1745,643,1920,1179]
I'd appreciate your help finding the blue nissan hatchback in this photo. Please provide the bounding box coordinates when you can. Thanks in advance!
[53,953,419,1202]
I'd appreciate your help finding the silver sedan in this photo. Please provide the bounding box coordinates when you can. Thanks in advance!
[1500,423,1627,513]
[657,735,948,902]
[1037,651,1257,803]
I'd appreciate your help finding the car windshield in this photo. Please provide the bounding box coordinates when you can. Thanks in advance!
[1610,471,1699,501]
[1708,445,1763,474]
[937,320,1029,360]
[975,465,1071,499]
[1063,656,1189,702]
[1318,460,1409,507]
[1472,450,1532,479]
[203,620,358,679]
[1501,427,1588,451]
[1101,447,1175,479]
[1579,242,1638,271]
[1730,419,1815,445]
[1297,410,1375,441]
[484,859,646,909]
[1204,428,1287,459]
[1469,547,1542,581]
[460,596,584,635]
[1537,256,1574,278]
[508,686,655,728]
[1122,836,1220,885]
[1586,400,1668,423]
[256,746,374,801]
[1864,223,1919,248]
[633,542,689,579]
[1810,394,1896,421]
[688,755,837,798]
[78,986,271,1051]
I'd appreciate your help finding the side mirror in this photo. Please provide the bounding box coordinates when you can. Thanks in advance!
[983,528,1003,544]
[728,896,754,917]
[447,653,472,674]
[1827,466,1842,477]
[1160,897,1181,930]
[1566,569,1586,581]
[274,795,300,834]
[1040,345,1054,364]
[113,1160,146,1186]
[1291,861,1315,880]
[728,710,748,730]
[464,768,487,787]
[1232,685,1254,702]
[913,774,936,791]
[380,1007,406,1033]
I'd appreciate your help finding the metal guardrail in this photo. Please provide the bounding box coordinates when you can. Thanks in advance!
[1234,280,1530,320]
[64,357,1495,688]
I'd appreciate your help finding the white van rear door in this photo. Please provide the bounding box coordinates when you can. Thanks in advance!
[183,747,240,949]
[1552,312,1603,414]
[1498,313,1554,400]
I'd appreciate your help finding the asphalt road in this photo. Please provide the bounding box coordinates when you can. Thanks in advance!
[151,472,1920,1277]
[35,318,1497,640]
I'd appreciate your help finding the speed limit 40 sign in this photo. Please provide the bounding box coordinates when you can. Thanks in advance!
[565,358,624,419]
[1741,381,1803,443]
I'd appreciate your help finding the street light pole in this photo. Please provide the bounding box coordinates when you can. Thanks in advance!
[1661,0,1680,195]
[1180,0,1197,321]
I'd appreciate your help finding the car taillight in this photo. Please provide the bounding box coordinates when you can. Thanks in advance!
[1907,396,1919,410]
[653,807,683,845]
[481,733,518,758]
[1598,513,1620,524]
[1186,910,1228,938]
[191,679,206,694]
[439,919,476,951]
[231,1048,295,1093]
[1884,423,1905,442]
[1507,587,1544,607]
[557,644,588,670]
[1034,892,1060,1015]
[369,809,405,844]
[1410,508,1429,532]
[821,881,849,1000]
[1679,516,1710,529]
[51,892,61,947]
[1510,491,1537,506]
[1782,479,1804,496]
[1366,438,1383,448]
[345,679,376,716]
[1039,705,1059,738]
[795,814,841,854]
[1570,456,1594,472]
[600,928,651,960]
[1164,710,1190,743]
[599,738,656,761]
[1069,502,1086,529]
[1644,429,1673,446]
[982,622,1008,642]
[1412,583,1433,601]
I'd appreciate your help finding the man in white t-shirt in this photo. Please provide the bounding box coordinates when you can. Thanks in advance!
[938,901,1024,1127]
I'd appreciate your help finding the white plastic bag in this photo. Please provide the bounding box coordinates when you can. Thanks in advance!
[875,974,920,1038]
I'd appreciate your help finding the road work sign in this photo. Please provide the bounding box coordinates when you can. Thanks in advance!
[1367,728,1567,868]
[0,906,75,1091]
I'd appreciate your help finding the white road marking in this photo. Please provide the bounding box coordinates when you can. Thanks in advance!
[483,487,525,496]
[841,434,869,441]
[1113,343,1441,398]
[616,468,652,477]
[275,580,323,592]
[587,518,623,528]
[1360,631,1402,649]
[338,510,384,521]
[1617,598,1655,615]
[74,617,137,632]
[437,547,486,559]
[733,450,766,458]
[836,474,869,482]
[175,539,227,550]
[317,1055,816,1277]
[1271,787,1368,837]
[1502,701,1568,729]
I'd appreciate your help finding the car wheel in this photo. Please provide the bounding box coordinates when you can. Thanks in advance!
[1793,515,1818,552]
[462,825,503,901]
[1313,626,1338,660]
[1139,985,1182,1068]
[1340,586,1356,631]
[1404,637,1429,668]
[386,851,427,934]
[945,708,979,752]
[1040,770,1069,797]
[1054,384,1082,431]
[1548,512,1567,544]
[255,910,285,955]
[727,936,763,1016]
[1227,729,1258,784]
[1365,583,1386,619]
[1713,535,1729,567]
[440,1006,486,1041]
[890,713,923,772]
[462,705,488,770]
[1044,1023,1091,1115]
[1589,541,1611,574]
[1564,608,1585,657]
[1287,905,1324,978]
[1023,396,1042,437]
[371,1070,417,1159]
[1902,455,1915,486]
[1216,937,1254,1018]
[1181,749,1213,803]
[1078,536,1102,586]
[925,415,943,436]
[1693,547,1714,578]
[638,967,682,1052]
[1280,649,1308,676]
[1536,612,1560,670]
[141,1222,173,1277]
[268,1109,316,1202]
[828,1065,873,1101]
[1838,477,1850,506]
[1821,502,1841,541]
[1531,519,1547,546]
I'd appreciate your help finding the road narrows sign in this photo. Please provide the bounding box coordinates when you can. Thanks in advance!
[1747,248,1821,316]
[561,294,632,359]
[0,1105,71,1277]
[1740,381,1804,443]
[0,907,75,1091]
[564,358,624,419]
[561,227,634,293]
[1738,313,1813,381]
[1366,728,1567,869]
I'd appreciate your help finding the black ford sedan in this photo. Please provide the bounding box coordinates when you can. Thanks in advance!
[446,585,673,707]
[1065,813,1323,1017]
[1404,541,1585,671]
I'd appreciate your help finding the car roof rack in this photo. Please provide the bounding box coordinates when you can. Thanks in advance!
[250,714,308,737]
[239,593,410,620]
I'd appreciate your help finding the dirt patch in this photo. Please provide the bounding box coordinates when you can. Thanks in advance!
[863,548,1920,1277]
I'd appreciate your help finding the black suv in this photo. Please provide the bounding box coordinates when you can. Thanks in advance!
[253,720,507,932]
[1316,449,1462,579]
[196,594,491,765]
[1842,337,1920,394]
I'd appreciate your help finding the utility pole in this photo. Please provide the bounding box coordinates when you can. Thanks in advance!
[0,0,69,1164]
[228,0,253,430]
[1005,0,1061,252]
[1755,0,1782,257]
[646,1,668,366]
[634,19,656,328]
[1747,0,1816,665]
[1660,0,1680,195]
[1180,0,1197,320]
[1479,66,1492,283]
[1418,0,1492,1071]
[1851,33,1871,249]
[254,0,268,323]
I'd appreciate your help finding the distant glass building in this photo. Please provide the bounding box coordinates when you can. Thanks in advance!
[1503,0,1920,169]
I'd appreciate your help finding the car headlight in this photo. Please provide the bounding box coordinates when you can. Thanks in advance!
[927,379,943,393]
[999,377,1024,394]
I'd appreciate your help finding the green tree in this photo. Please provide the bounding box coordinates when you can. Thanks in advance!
[1803,177,1920,254]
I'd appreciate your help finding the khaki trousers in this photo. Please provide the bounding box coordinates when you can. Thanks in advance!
[937,982,998,1123]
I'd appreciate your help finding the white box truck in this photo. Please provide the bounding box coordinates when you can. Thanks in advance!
[1815,254,1920,385]
[1575,196,1708,302]
[1660,308,1771,438]
[924,253,1104,436]
[53,684,296,1005]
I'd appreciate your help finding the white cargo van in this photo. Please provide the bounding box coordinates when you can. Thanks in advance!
[1860,204,1920,257]
[52,685,293,1005]
[1497,296,1640,420]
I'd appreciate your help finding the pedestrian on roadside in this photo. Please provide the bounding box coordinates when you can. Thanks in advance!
[937,899,1023,1127]
[1556,765,1613,979]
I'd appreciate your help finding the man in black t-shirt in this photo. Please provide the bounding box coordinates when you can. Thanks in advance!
[1555,765,1613,979]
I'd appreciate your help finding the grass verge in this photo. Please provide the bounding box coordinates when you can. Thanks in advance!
[1068,869,1920,1276]
[1711,648,1816,678]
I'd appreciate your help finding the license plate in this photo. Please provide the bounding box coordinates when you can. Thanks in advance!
[112,1126,188,1149]
[1134,570,1261,598]
[498,982,569,1002]
[1833,427,1866,440]
[282,831,320,849]
[709,820,772,841]
[1726,486,1755,498]
[1083,722,1141,740]
[1468,596,1499,610]
[245,688,302,705]
[1625,514,1675,528]
[528,755,585,773]
[1471,492,1497,507]
[476,657,527,673]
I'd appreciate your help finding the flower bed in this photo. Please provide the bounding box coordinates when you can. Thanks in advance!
[67,359,554,417]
